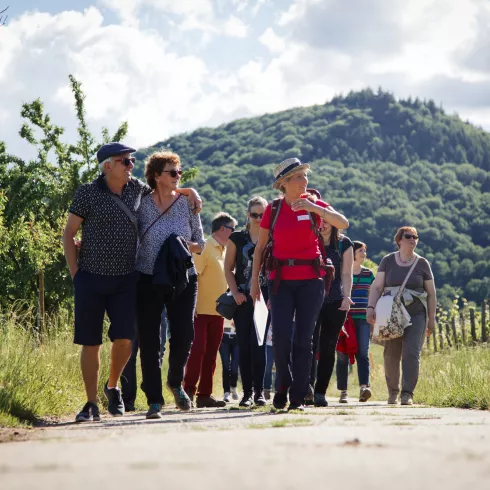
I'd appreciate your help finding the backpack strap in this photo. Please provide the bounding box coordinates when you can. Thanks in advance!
[269,198,282,234]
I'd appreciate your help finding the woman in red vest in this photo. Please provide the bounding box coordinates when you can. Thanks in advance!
[251,158,348,411]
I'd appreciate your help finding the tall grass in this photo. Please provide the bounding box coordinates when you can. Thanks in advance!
[1,304,489,426]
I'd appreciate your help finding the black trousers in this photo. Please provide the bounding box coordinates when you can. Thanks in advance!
[233,287,269,396]
[136,273,197,405]
[314,300,347,395]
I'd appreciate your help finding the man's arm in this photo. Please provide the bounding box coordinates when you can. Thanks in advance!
[177,188,202,214]
[63,213,84,279]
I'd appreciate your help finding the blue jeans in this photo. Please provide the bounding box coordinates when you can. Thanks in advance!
[268,278,324,404]
[264,345,275,391]
[219,335,240,393]
[336,318,371,390]
[121,308,169,406]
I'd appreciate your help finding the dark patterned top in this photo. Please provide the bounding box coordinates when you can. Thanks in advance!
[324,235,353,303]
[136,193,205,276]
[69,176,150,276]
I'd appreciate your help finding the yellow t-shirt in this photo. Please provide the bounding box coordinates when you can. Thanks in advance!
[193,235,228,316]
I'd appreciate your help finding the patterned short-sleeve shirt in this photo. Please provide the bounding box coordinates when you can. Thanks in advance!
[69,175,151,275]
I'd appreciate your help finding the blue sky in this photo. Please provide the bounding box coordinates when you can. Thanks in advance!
[2,0,490,158]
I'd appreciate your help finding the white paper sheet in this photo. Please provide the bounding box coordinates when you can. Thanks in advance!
[253,295,269,346]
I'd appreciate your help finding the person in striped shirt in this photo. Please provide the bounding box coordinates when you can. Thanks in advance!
[335,241,375,403]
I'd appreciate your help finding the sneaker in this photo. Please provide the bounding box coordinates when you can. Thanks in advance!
[146,403,162,419]
[273,391,288,410]
[288,402,305,412]
[339,391,348,404]
[75,402,101,423]
[388,393,399,405]
[239,392,254,407]
[231,387,239,400]
[167,382,192,411]
[304,384,314,406]
[223,392,231,403]
[196,395,227,408]
[104,382,124,416]
[314,393,328,407]
[401,393,413,406]
[264,389,271,401]
[359,387,372,402]
[254,391,267,407]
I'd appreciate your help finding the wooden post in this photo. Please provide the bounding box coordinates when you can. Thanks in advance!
[451,316,458,349]
[438,321,444,350]
[39,269,45,343]
[445,322,452,347]
[470,308,477,342]
[460,310,466,345]
[482,300,488,343]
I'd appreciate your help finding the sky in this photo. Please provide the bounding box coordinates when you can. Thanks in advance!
[2,0,490,159]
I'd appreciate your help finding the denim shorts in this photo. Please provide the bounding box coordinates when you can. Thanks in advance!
[73,270,139,346]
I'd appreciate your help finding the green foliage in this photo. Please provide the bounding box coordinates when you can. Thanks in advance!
[134,89,490,306]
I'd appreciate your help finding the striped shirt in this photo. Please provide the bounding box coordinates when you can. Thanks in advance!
[350,267,375,320]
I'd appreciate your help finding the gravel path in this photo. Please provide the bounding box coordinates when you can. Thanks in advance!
[1,400,489,489]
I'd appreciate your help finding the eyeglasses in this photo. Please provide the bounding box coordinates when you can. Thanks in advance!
[114,157,135,167]
[162,169,183,178]
[403,234,419,240]
[223,225,235,232]
[249,212,264,219]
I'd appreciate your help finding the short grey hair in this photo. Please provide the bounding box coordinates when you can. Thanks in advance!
[99,157,113,175]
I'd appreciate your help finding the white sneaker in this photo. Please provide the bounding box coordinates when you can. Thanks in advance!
[231,387,239,400]
[223,392,231,403]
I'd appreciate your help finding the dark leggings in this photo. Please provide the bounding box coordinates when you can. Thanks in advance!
[314,300,347,395]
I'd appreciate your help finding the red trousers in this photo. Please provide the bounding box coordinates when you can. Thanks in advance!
[184,314,224,396]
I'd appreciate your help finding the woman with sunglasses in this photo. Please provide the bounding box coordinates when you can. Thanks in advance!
[224,196,270,407]
[135,151,205,418]
[367,226,437,406]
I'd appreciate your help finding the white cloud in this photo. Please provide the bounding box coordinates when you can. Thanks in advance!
[222,15,249,38]
[259,27,285,54]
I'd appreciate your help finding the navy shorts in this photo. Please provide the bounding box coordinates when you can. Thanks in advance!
[74,270,139,346]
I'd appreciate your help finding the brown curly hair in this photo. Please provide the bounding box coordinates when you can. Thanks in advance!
[394,226,418,248]
[145,151,181,189]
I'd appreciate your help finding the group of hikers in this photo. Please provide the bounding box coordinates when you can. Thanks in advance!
[63,142,437,422]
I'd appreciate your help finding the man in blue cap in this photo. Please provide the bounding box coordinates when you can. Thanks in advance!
[63,142,201,422]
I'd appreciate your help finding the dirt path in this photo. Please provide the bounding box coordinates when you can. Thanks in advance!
[1,400,489,489]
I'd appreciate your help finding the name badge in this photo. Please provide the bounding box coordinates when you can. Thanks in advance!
[297,214,310,221]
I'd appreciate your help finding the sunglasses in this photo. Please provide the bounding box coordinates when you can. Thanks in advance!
[403,234,419,240]
[249,212,264,219]
[223,225,235,232]
[114,157,135,167]
[162,169,183,178]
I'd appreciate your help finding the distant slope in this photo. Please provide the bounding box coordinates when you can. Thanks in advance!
[133,89,490,305]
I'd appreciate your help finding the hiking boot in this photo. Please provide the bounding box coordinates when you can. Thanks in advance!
[288,402,305,412]
[75,402,101,423]
[104,382,124,416]
[146,403,162,419]
[254,391,267,407]
[239,392,254,408]
[196,395,226,408]
[359,387,372,402]
[167,382,192,411]
[231,387,239,400]
[304,384,314,406]
[314,393,328,407]
[223,392,231,403]
[273,391,288,410]
[339,391,348,404]
[401,393,413,406]
[264,389,271,401]
[388,393,399,405]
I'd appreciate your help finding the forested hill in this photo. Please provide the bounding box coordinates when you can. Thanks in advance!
[133,89,490,306]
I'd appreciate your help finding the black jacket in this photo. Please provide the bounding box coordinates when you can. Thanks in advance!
[152,233,194,297]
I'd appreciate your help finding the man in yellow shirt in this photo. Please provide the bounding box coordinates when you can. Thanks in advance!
[184,212,237,407]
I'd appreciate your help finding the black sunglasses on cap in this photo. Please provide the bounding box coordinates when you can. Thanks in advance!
[403,233,419,240]
[114,157,135,167]
[162,169,184,178]
[249,212,264,219]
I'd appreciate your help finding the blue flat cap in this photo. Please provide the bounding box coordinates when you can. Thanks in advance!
[96,142,136,163]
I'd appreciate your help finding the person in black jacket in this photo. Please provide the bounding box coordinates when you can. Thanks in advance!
[135,151,205,419]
